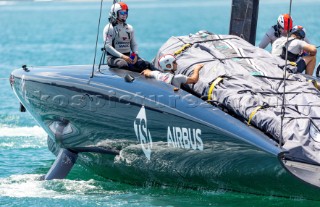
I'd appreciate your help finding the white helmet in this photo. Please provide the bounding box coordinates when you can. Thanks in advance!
[109,2,128,20]
[277,14,293,31]
[158,54,176,71]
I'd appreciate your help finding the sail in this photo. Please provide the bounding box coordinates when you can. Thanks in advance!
[229,0,259,45]
[152,31,320,165]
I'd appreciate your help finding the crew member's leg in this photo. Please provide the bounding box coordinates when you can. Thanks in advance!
[316,63,320,77]
[107,56,129,69]
[296,58,307,74]
[134,56,157,73]
[302,56,316,76]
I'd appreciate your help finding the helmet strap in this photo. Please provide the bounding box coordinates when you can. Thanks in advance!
[117,16,127,23]
[273,25,281,38]
[109,15,117,25]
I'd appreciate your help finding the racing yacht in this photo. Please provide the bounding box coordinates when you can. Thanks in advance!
[9,0,320,200]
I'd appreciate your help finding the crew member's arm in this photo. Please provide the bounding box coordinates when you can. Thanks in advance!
[258,27,275,49]
[141,69,160,78]
[103,25,122,57]
[303,44,317,56]
[130,27,139,64]
[186,64,204,84]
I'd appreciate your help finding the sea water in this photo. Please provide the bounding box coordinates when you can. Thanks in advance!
[1,0,320,206]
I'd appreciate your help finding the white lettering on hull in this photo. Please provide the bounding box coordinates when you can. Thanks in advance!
[167,127,203,151]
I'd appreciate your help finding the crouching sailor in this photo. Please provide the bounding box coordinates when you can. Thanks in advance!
[271,25,317,76]
[102,2,153,72]
[141,54,204,88]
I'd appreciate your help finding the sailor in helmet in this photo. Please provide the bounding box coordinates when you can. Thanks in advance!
[271,25,317,76]
[259,14,293,49]
[141,54,204,88]
[103,2,153,72]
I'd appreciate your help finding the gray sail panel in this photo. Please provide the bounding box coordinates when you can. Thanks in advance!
[153,31,320,166]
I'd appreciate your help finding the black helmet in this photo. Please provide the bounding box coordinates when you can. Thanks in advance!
[290,25,306,39]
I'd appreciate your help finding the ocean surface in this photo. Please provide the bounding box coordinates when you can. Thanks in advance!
[1,0,320,206]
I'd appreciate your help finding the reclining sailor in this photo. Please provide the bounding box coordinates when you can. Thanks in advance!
[271,25,317,76]
[141,54,203,88]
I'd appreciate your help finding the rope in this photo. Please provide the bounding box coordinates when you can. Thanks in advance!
[96,0,122,73]
[280,0,293,147]
[171,37,238,51]
[90,0,105,79]
[250,75,297,81]
[247,103,320,109]
[246,103,317,117]
[237,89,319,96]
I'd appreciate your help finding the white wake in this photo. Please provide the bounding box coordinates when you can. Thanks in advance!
[0,126,47,137]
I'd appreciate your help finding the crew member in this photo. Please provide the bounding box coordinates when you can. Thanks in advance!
[103,2,153,72]
[141,54,204,88]
[259,14,293,49]
[272,25,317,75]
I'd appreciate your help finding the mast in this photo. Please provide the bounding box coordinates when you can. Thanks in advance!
[229,0,259,45]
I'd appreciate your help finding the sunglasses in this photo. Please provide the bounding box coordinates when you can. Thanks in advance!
[119,11,128,15]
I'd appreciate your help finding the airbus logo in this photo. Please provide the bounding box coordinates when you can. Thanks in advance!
[134,106,152,160]
[167,127,203,151]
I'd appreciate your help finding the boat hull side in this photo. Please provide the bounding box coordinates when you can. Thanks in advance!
[11,65,320,199]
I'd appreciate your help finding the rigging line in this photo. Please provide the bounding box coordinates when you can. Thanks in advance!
[173,36,238,51]
[98,0,119,71]
[285,118,320,133]
[176,37,238,46]
[251,75,299,81]
[181,59,221,75]
[193,37,238,44]
[247,103,320,108]
[237,89,319,95]
[159,37,185,53]
[245,104,313,116]
[90,0,105,79]
[280,0,293,148]
[285,118,320,124]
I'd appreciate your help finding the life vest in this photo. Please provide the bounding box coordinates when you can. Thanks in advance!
[110,23,133,55]
[280,38,300,62]
[158,72,174,84]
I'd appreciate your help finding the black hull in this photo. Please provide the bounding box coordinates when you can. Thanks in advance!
[10,65,320,199]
